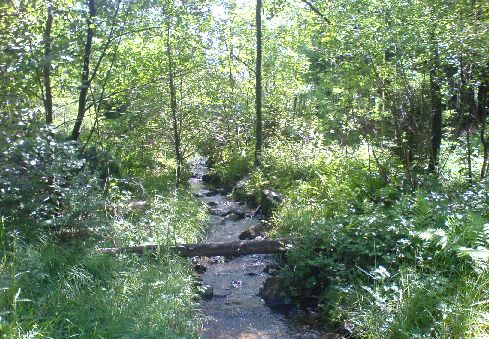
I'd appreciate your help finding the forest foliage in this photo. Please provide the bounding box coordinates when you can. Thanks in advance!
[1,0,488,337]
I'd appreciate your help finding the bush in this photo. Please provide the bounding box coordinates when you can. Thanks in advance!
[205,146,254,189]
[0,125,105,238]
[266,141,489,338]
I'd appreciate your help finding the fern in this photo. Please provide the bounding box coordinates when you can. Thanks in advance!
[411,193,433,230]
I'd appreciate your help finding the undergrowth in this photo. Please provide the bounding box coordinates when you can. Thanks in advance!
[214,136,489,338]
[0,122,206,338]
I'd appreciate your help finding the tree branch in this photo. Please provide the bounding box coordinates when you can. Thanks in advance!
[301,0,331,24]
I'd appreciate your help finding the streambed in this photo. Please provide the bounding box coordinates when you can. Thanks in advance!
[189,158,340,339]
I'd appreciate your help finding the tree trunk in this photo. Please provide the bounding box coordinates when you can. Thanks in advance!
[71,0,96,140]
[428,42,442,173]
[43,2,53,124]
[479,81,489,178]
[166,21,183,188]
[254,0,263,167]
[459,61,473,182]
[98,238,292,257]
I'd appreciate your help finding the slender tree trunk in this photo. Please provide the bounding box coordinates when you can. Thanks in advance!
[43,2,53,124]
[166,22,182,187]
[428,42,442,173]
[460,63,473,182]
[254,0,263,167]
[480,121,488,179]
[71,0,96,140]
[479,81,488,178]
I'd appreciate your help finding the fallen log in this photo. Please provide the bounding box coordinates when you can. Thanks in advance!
[98,238,292,257]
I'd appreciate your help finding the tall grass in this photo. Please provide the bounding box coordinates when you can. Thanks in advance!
[0,187,207,338]
[0,240,200,338]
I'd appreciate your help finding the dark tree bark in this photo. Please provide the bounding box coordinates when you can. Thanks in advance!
[42,2,53,124]
[71,0,96,140]
[428,42,442,173]
[166,21,183,187]
[254,0,263,167]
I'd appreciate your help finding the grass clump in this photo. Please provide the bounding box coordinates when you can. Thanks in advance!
[0,239,200,338]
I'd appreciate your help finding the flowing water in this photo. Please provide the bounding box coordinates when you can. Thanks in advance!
[189,158,342,339]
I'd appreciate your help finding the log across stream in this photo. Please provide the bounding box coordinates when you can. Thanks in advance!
[98,238,292,257]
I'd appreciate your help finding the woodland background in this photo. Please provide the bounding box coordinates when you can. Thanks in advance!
[0,0,488,337]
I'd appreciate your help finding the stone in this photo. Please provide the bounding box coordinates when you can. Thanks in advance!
[232,206,247,218]
[205,189,219,197]
[259,277,293,309]
[193,264,207,274]
[225,212,241,222]
[239,222,265,240]
[260,190,284,217]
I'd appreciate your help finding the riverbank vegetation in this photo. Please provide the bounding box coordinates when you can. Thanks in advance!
[1,0,488,337]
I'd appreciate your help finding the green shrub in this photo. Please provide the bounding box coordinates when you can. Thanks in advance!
[267,142,489,338]
[206,146,254,189]
[0,125,105,238]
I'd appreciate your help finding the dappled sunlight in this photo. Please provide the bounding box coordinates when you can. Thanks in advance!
[1,0,488,337]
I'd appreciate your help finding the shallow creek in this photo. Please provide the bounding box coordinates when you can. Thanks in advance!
[189,159,340,339]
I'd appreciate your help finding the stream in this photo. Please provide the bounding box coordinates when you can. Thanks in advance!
[189,158,341,339]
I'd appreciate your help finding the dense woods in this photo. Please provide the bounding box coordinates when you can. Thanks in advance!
[1,0,488,337]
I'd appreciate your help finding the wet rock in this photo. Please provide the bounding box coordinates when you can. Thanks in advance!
[205,189,219,197]
[210,208,229,216]
[193,264,207,274]
[260,190,284,217]
[198,284,214,300]
[263,264,279,275]
[232,206,247,218]
[239,222,265,240]
[246,272,259,276]
[225,212,241,222]
[260,277,293,309]
[231,280,243,288]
